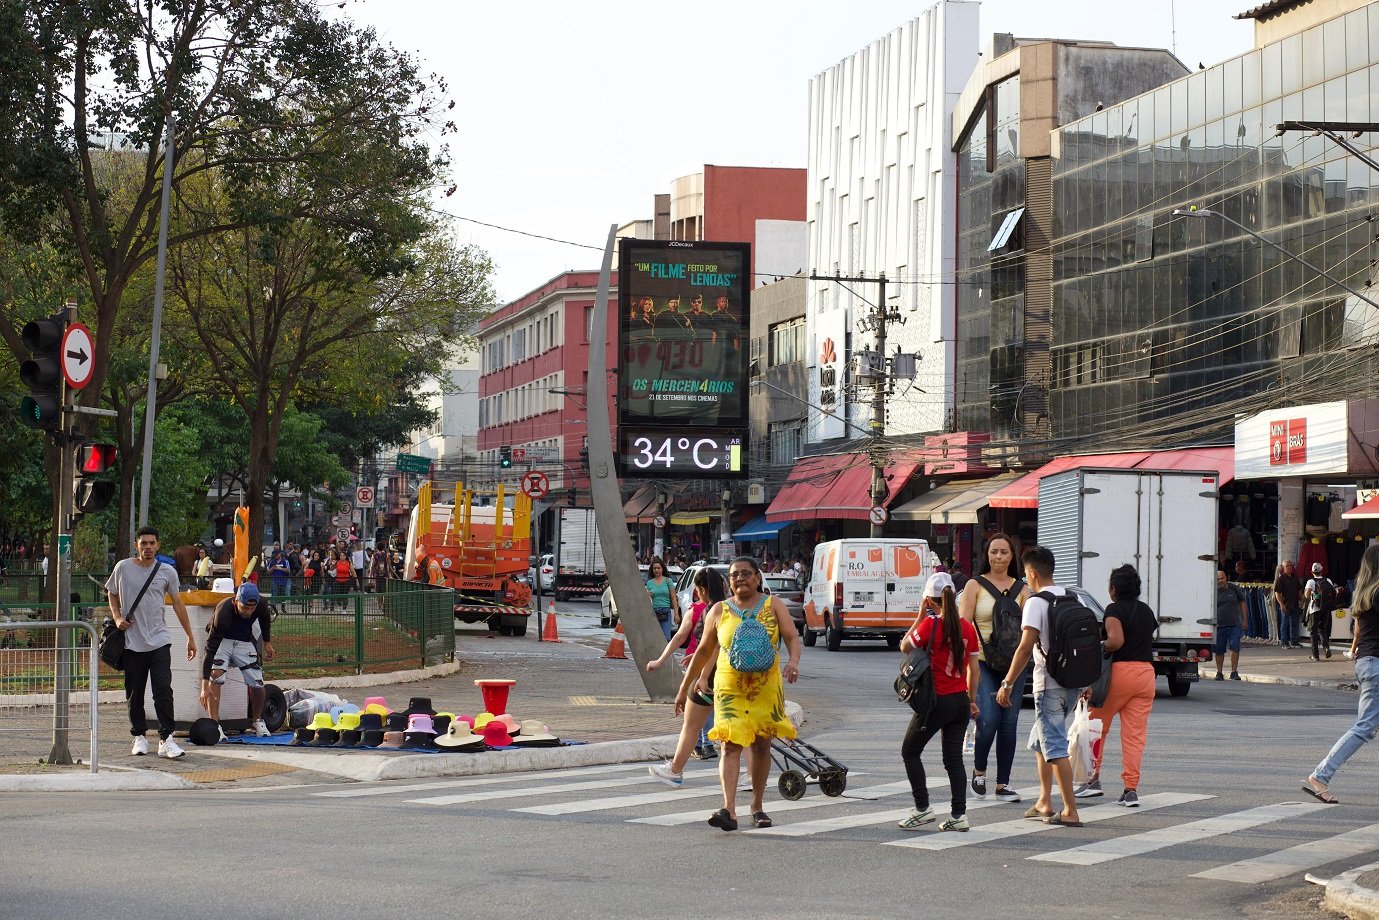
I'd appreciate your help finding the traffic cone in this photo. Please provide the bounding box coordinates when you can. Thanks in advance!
[541,601,560,643]
[602,622,627,659]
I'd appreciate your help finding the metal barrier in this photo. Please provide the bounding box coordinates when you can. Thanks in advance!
[0,619,99,772]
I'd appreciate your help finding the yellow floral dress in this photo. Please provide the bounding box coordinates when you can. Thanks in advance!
[707,595,797,747]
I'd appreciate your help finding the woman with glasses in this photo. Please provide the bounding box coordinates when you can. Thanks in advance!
[677,556,801,831]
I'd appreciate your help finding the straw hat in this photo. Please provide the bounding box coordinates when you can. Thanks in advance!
[434,721,486,751]
[510,720,560,746]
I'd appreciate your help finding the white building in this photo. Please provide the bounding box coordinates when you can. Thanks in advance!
[806,0,979,444]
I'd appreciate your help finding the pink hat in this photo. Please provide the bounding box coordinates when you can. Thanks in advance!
[362,696,391,713]
[478,720,513,747]
[406,713,436,735]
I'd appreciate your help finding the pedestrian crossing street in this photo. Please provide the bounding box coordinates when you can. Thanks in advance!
[311,762,1373,883]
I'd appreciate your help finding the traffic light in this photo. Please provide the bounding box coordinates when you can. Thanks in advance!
[18,314,66,430]
[499,445,512,468]
[579,446,589,468]
[567,487,576,507]
[73,443,116,515]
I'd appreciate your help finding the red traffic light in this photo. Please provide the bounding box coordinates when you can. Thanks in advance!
[77,443,117,474]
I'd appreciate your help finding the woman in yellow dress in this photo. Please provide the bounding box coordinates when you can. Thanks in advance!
[677,556,801,831]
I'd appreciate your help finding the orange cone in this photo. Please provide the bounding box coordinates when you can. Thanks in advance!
[602,622,627,659]
[541,601,560,643]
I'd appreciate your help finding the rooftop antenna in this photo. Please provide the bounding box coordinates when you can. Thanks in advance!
[1170,0,1178,58]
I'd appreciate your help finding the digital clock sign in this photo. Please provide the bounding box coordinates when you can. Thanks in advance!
[618,428,747,479]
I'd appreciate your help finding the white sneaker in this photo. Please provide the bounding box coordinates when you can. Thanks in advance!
[252,719,270,737]
[737,772,755,791]
[897,807,936,830]
[1074,779,1103,798]
[939,814,970,832]
[130,735,148,756]
[158,738,186,759]
[647,761,683,787]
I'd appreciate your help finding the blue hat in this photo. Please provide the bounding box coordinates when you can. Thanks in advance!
[236,583,260,603]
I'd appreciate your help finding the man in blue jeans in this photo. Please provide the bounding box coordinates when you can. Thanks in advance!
[1214,569,1247,680]
[995,545,1083,827]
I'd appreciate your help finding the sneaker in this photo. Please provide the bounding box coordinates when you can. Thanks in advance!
[130,735,148,756]
[938,814,970,832]
[1118,789,1140,808]
[1310,655,1320,661]
[737,773,754,791]
[158,738,186,759]
[1326,648,1333,659]
[217,725,228,743]
[1230,672,1241,681]
[252,719,270,738]
[970,773,987,799]
[647,762,682,787]
[1214,672,1225,681]
[897,807,936,830]
[699,746,718,761]
[995,786,1022,803]
[1074,779,1103,799]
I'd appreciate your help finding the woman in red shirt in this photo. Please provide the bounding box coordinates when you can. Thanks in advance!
[898,572,981,832]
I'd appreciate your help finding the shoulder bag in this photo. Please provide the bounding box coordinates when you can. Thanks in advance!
[99,561,162,671]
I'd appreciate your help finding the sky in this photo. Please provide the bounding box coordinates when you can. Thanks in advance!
[346,0,1257,302]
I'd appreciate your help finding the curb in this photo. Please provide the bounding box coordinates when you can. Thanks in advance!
[1237,673,1358,691]
[0,768,196,793]
[1326,862,1379,920]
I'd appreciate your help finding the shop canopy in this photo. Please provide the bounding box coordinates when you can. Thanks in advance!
[765,452,918,522]
[987,447,1235,509]
[731,515,793,541]
[622,485,660,523]
[1343,495,1379,519]
[892,472,1025,524]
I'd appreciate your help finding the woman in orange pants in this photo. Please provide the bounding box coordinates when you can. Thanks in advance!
[1080,564,1158,807]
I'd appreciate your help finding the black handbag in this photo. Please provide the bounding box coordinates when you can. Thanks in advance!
[99,561,162,671]
[895,614,939,719]
[1087,650,1114,708]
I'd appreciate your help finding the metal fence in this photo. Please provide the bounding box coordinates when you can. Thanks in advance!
[0,620,98,772]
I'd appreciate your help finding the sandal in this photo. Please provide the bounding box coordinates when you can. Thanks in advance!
[1024,805,1053,820]
[752,811,773,829]
[1302,779,1339,804]
[1043,813,1084,827]
[707,808,739,831]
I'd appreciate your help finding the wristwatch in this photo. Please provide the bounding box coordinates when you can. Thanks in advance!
[999,680,1012,691]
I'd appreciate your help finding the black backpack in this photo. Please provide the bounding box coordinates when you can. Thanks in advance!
[1314,577,1339,614]
[973,576,1025,675]
[895,615,939,721]
[1035,591,1103,689]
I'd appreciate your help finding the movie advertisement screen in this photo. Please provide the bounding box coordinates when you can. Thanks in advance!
[617,239,750,429]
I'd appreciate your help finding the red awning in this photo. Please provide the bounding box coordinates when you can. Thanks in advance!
[987,447,1234,509]
[1343,495,1379,519]
[765,452,918,522]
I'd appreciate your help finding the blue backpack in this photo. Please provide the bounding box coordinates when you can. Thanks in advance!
[728,597,777,673]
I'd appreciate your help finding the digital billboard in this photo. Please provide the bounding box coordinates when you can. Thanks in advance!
[617,239,750,428]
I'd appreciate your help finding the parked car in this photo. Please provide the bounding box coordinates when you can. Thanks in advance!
[527,554,555,592]
[599,563,684,628]
[761,573,806,631]
[675,562,730,615]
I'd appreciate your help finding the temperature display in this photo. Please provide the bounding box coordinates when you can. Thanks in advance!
[619,428,748,479]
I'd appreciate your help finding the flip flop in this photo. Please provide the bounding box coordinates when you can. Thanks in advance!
[1024,806,1053,820]
[1044,813,1084,827]
[752,811,773,828]
[1302,782,1339,804]
[707,808,739,831]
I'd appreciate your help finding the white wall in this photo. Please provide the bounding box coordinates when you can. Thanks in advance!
[805,0,979,444]
[754,219,807,287]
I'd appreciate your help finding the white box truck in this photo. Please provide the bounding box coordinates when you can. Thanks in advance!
[1038,467,1219,697]
[554,507,607,601]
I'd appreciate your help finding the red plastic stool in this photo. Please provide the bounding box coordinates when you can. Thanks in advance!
[474,679,517,716]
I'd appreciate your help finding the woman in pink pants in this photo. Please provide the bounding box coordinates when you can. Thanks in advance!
[1080,564,1158,807]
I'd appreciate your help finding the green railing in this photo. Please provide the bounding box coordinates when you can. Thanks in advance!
[0,579,455,692]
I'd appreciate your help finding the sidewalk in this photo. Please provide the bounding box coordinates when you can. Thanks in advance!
[0,623,786,792]
[1231,636,1362,690]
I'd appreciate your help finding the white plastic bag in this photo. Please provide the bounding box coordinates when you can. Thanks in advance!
[963,720,976,755]
[1068,699,1092,784]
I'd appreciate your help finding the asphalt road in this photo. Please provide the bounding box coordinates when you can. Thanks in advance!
[2,608,1367,920]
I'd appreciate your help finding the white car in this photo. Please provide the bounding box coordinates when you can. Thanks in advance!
[528,554,555,592]
[675,563,730,615]
[600,564,684,628]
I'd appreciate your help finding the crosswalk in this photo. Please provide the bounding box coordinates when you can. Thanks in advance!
[308,762,1379,883]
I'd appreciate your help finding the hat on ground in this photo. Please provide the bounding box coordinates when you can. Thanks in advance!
[236,582,260,603]
[362,696,390,713]
[330,703,359,724]
[432,713,453,736]
[290,727,316,746]
[357,712,384,733]
[363,703,390,719]
[510,720,560,746]
[923,572,955,598]
[308,712,337,731]
[489,713,520,734]
[401,731,438,750]
[434,721,486,751]
[189,718,221,746]
[454,714,475,729]
[312,727,340,746]
[337,729,362,747]
[472,711,496,731]
[335,712,361,732]
[378,731,405,749]
[386,712,409,732]
[1313,562,1325,574]
[406,713,437,736]
[478,720,513,747]
[360,729,385,748]
[405,697,437,717]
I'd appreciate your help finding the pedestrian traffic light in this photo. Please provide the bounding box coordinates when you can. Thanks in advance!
[18,314,66,430]
[73,443,116,514]
[499,445,512,468]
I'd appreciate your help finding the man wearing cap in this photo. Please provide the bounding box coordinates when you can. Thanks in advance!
[200,583,275,737]
[1303,562,1340,661]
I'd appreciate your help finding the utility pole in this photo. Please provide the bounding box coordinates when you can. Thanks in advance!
[809,272,895,537]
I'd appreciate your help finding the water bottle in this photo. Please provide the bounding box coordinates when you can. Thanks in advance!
[963,721,976,755]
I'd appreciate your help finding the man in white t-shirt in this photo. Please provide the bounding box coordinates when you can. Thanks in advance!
[994,544,1082,827]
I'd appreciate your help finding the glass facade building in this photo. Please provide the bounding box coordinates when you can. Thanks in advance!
[1049,5,1379,444]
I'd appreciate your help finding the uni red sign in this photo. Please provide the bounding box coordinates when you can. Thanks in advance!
[1269,418,1307,466]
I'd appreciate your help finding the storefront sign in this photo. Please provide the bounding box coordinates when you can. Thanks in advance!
[1235,400,1348,479]
[811,307,848,441]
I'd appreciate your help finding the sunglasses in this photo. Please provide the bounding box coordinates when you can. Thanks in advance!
[728,571,756,579]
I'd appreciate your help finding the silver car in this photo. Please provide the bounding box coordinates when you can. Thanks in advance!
[761,573,806,631]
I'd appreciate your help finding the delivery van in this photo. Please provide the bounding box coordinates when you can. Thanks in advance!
[802,539,939,651]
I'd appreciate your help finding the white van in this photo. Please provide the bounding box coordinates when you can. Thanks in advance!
[802,539,939,650]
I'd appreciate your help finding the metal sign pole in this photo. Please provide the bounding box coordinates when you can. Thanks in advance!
[49,302,76,764]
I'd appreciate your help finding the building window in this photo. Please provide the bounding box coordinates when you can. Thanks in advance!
[770,318,806,366]
[511,328,526,364]
[584,307,594,342]
[768,421,804,466]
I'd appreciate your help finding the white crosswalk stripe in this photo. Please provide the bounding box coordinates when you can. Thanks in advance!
[751,785,1042,838]
[1191,822,1379,883]
[886,793,1213,851]
[627,780,915,827]
[311,763,651,798]
[1030,801,1326,866]
[404,771,709,806]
